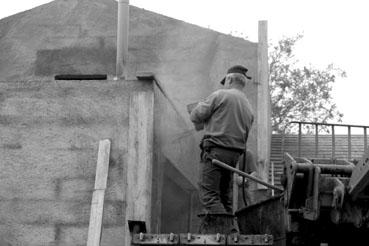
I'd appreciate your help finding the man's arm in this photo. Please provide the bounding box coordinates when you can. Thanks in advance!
[186,102,204,130]
[190,91,219,124]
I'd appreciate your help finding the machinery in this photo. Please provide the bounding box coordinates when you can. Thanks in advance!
[131,122,369,245]
[236,152,369,245]
[237,122,369,245]
[131,233,273,246]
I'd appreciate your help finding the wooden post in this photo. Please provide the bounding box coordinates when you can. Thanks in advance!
[125,89,154,246]
[257,20,270,187]
[331,126,335,159]
[87,139,111,246]
[150,83,166,234]
[348,126,352,161]
[298,123,302,157]
[364,127,367,151]
[315,124,319,158]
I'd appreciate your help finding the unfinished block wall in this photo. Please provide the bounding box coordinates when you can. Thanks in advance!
[0,0,269,242]
[0,80,153,246]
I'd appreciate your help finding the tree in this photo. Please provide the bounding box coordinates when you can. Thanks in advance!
[269,34,346,133]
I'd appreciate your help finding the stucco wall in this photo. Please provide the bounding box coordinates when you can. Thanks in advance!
[0,79,153,246]
[0,0,259,158]
[152,81,202,233]
[0,0,261,240]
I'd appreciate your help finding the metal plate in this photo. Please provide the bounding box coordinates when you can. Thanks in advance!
[349,149,369,200]
[132,233,273,245]
[132,233,179,245]
[227,234,273,245]
[179,233,226,245]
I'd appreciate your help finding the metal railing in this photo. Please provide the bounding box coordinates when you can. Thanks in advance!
[283,121,369,160]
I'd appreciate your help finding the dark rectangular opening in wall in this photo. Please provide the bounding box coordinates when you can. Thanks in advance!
[54,74,107,80]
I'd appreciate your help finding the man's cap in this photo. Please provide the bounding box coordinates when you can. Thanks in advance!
[220,65,252,85]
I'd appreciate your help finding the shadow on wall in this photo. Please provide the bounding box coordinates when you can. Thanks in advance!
[153,81,201,189]
[153,80,203,233]
[34,46,116,76]
[161,159,201,233]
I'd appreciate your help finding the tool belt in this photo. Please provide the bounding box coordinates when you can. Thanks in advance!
[200,135,244,160]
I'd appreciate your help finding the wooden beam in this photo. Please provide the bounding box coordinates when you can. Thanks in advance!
[364,127,367,151]
[94,140,111,190]
[348,126,352,160]
[331,126,335,159]
[87,190,105,246]
[125,89,154,246]
[257,20,270,187]
[87,139,111,246]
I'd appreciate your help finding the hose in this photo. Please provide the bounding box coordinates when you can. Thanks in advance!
[241,150,248,207]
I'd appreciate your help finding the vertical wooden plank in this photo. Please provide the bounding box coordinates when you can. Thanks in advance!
[348,126,352,161]
[315,124,319,158]
[125,89,154,246]
[116,0,129,79]
[257,20,270,187]
[364,127,367,151]
[87,139,111,246]
[331,126,335,159]
[87,190,106,246]
[150,84,165,233]
[298,123,302,157]
[271,161,275,197]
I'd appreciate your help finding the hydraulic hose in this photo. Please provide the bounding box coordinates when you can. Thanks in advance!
[241,151,248,207]
[212,159,284,192]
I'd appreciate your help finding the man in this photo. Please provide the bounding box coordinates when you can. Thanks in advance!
[190,65,254,215]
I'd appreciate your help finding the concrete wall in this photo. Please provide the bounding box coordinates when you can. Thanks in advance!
[0,0,259,159]
[0,78,203,245]
[152,82,202,233]
[0,79,154,246]
[0,0,263,241]
[0,77,201,245]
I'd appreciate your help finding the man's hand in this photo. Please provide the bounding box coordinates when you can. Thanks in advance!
[187,102,204,131]
[194,123,204,131]
[236,171,258,187]
[186,102,199,114]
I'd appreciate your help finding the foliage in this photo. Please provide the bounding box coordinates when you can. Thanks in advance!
[269,35,346,133]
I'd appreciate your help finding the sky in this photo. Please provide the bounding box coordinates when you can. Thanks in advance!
[1,0,368,129]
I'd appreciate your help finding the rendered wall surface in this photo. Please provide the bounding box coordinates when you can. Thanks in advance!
[0,0,261,240]
[0,79,153,246]
[0,0,260,167]
[152,83,202,233]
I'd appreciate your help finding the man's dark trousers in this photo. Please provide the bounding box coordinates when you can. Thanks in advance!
[199,147,241,214]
